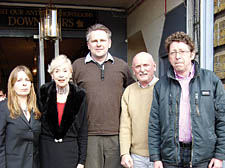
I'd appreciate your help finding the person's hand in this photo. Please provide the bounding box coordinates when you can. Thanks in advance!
[154,161,163,168]
[121,154,133,168]
[76,163,84,168]
[208,158,222,168]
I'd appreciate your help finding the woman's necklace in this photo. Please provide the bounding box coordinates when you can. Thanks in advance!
[19,100,30,121]
[22,108,30,121]
[56,85,69,95]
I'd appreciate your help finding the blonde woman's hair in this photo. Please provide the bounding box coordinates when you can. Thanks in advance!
[48,54,72,75]
[7,65,41,119]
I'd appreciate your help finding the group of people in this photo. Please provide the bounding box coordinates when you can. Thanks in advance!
[0,23,224,168]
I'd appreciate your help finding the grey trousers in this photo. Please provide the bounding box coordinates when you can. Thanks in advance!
[85,135,122,168]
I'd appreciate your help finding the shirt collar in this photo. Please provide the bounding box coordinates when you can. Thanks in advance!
[138,76,158,88]
[175,63,195,80]
[85,52,114,64]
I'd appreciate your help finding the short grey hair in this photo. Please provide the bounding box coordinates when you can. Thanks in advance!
[48,54,72,75]
[86,23,112,41]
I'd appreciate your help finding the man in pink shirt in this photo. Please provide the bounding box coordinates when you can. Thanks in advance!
[148,32,225,168]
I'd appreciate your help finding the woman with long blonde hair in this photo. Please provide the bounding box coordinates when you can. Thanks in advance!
[0,65,41,168]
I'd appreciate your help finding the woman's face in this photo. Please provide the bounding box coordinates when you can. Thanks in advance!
[14,70,31,97]
[51,63,72,88]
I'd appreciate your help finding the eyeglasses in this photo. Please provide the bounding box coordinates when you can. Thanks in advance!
[169,50,190,56]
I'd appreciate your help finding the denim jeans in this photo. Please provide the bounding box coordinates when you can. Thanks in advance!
[163,146,209,168]
[223,160,225,168]
[131,153,153,168]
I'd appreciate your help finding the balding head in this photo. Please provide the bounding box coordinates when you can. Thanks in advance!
[132,52,154,67]
[132,52,156,87]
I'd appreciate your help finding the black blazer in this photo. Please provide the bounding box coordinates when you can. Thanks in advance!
[0,99,41,168]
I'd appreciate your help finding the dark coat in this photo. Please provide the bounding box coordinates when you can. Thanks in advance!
[148,61,225,165]
[38,81,88,168]
[0,99,41,168]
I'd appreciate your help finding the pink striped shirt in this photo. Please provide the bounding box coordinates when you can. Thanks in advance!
[175,64,195,143]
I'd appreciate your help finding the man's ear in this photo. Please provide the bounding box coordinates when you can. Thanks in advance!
[108,39,112,49]
[87,42,90,50]
[153,63,156,72]
[131,66,135,75]
[191,51,195,60]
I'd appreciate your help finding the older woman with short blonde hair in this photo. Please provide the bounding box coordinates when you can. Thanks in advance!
[38,54,88,168]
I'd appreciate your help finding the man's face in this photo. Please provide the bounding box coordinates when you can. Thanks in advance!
[0,90,6,100]
[87,30,111,61]
[132,53,156,86]
[168,41,195,76]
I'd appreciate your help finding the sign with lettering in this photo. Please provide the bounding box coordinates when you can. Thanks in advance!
[0,6,97,30]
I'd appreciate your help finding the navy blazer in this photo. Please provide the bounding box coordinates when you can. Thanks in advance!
[0,99,41,168]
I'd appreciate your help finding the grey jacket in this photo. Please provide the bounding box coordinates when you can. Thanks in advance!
[0,100,41,168]
[148,60,225,165]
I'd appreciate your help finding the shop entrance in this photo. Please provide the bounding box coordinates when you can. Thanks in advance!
[0,37,88,92]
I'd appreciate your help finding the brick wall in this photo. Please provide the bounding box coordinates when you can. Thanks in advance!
[214,52,225,80]
[214,0,225,87]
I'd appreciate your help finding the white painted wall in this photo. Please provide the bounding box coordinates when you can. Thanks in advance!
[127,0,183,76]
